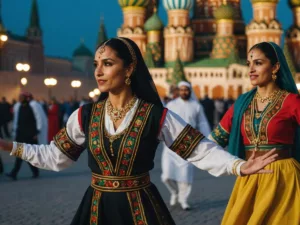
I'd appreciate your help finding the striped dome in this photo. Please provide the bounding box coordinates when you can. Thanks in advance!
[118,0,149,8]
[214,4,235,20]
[163,0,193,10]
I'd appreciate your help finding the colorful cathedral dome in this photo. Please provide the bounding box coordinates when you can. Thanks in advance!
[118,0,150,8]
[289,0,300,8]
[73,43,93,57]
[144,10,164,31]
[251,0,279,3]
[163,0,193,10]
[213,4,235,20]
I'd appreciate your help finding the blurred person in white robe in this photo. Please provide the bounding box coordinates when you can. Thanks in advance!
[161,81,211,210]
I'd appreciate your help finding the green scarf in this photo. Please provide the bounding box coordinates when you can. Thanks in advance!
[228,42,300,162]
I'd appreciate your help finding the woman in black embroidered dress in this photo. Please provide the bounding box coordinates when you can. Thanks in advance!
[0,37,277,225]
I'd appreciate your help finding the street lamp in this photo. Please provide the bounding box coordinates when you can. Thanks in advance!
[71,80,81,100]
[93,88,100,95]
[16,63,30,91]
[0,34,8,42]
[89,91,95,98]
[44,78,57,100]
[20,77,28,86]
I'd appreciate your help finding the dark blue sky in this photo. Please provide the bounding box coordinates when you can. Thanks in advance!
[2,0,292,58]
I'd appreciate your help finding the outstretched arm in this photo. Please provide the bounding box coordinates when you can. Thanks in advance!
[0,109,85,171]
[158,110,277,177]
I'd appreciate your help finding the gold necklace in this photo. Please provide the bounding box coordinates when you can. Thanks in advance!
[104,128,128,157]
[107,96,137,122]
[255,90,279,103]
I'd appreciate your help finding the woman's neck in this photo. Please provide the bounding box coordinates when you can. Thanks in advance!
[108,88,134,109]
[257,83,279,97]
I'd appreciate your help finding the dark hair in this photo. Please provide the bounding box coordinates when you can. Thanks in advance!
[96,38,163,107]
[249,42,279,66]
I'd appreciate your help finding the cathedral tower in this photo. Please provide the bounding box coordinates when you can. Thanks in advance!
[117,0,149,56]
[246,0,283,51]
[163,0,194,62]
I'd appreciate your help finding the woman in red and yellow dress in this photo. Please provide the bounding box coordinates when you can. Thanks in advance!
[210,42,300,225]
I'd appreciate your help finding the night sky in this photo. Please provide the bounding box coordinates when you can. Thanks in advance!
[2,0,293,58]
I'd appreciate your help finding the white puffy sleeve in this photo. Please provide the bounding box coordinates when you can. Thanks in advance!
[158,110,245,177]
[10,108,86,172]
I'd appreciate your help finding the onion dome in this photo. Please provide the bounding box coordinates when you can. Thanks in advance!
[118,0,150,8]
[73,43,93,57]
[289,0,300,8]
[163,0,193,10]
[213,4,235,20]
[144,10,164,31]
[251,0,279,3]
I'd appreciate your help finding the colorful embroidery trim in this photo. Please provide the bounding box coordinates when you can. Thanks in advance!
[89,101,114,175]
[115,102,153,176]
[169,124,205,159]
[54,127,85,161]
[127,191,148,225]
[244,90,288,145]
[210,124,229,148]
[91,173,151,192]
[90,190,102,225]
[12,143,24,158]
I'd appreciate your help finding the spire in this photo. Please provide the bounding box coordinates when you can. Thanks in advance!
[27,0,42,38]
[96,17,108,47]
[145,46,155,68]
[169,51,188,85]
[283,40,297,76]
[0,0,6,34]
[29,0,40,29]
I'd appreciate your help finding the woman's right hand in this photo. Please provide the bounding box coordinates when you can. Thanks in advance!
[0,138,13,152]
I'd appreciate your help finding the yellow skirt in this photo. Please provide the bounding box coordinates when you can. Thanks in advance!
[222,158,300,225]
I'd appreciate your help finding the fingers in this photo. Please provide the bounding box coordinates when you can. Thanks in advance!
[260,148,277,160]
[257,169,273,174]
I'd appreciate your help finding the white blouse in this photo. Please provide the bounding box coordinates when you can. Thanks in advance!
[11,100,245,176]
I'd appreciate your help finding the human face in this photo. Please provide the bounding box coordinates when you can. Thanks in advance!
[179,86,191,100]
[247,48,279,87]
[94,46,131,93]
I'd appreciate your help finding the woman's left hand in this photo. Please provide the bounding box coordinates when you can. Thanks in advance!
[240,148,278,176]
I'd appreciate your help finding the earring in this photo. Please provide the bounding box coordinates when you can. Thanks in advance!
[272,72,277,81]
[125,77,131,86]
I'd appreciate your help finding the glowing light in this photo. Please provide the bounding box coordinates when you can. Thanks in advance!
[93,88,100,95]
[20,77,27,86]
[89,91,95,98]
[71,80,82,88]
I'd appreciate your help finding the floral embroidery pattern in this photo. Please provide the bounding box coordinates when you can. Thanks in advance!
[89,102,114,175]
[54,127,85,161]
[210,124,229,147]
[12,143,24,158]
[244,90,288,145]
[90,190,102,225]
[127,191,148,225]
[115,102,153,176]
[169,125,204,159]
[91,173,150,192]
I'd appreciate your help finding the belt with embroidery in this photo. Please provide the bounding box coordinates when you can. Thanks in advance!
[245,144,293,160]
[91,172,151,192]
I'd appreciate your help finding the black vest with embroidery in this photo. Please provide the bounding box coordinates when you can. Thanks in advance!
[80,100,164,176]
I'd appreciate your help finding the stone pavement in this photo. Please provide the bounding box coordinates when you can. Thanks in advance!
[0,144,236,225]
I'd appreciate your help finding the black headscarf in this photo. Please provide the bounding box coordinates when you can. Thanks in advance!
[96,37,163,108]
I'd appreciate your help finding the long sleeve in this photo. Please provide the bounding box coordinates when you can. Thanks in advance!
[10,109,86,171]
[209,105,234,147]
[29,101,43,132]
[197,103,211,136]
[158,110,245,177]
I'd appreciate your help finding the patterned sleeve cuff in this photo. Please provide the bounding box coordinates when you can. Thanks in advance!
[169,124,205,159]
[10,142,24,159]
[232,159,246,176]
[210,124,229,148]
[54,128,85,161]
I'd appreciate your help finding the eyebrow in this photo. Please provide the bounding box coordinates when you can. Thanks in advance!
[94,58,116,62]
[247,58,265,63]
